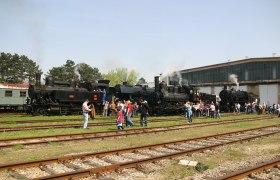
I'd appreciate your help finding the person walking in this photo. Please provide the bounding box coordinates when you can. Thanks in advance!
[184,101,189,118]
[125,100,134,127]
[132,102,138,117]
[138,99,149,126]
[116,106,124,130]
[215,102,221,119]
[210,102,215,118]
[82,99,91,129]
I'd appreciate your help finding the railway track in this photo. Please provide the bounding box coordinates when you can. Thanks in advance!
[0,113,239,125]
[218,156,280,180]
[0,118,186,132]
[0,125,279,179]
[0,115,273,132]
[0,116,276,148]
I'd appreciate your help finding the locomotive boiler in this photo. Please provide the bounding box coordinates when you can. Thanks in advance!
[147,76,198,115]
[113,76,199,115]
[27,73,109,115]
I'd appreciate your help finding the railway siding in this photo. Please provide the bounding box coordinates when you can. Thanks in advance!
[0,125,279,179]
[0,116,277,148]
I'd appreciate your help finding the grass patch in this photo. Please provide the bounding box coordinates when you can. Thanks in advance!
[12,144,23,150]
[0,114,279,166]
[156,161,195,180]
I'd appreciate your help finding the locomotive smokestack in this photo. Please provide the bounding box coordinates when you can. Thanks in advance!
[155,76,160,92]
[35,72,41,86]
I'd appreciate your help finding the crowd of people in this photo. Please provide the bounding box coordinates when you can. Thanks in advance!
[82,99,280,129]
[244,102,280,115]
[184,101,221,123]
[82,98,150,129]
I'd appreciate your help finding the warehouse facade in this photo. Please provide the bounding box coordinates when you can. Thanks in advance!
[172,57,280,105]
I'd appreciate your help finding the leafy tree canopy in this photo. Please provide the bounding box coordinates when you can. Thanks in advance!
[0,52,41,83]
[102,68,139,86]
[76,63,102,82]
[46,60,102,82]
[46,60,77,81]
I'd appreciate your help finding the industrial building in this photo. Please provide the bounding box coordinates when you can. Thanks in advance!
[171,57,280,105]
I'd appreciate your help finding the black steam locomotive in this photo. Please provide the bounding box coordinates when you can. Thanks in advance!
[149,76,198,115]
[114,76,198,115]
[27,73,109,115]
[27,74,202,116]
[219,87,258,112]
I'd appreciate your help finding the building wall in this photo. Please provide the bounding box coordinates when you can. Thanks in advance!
[214,86,223,95]
[180,58,280,86]
[177,58,280,104]
[198,87,211,94]
[259,84,278,105]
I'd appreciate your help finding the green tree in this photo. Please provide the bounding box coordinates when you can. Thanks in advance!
[0,52,41,83]
[76,63,102,82]
[46,60,78,81]
[47,60,102,82]
[47,66,66,80]
[102,68,139,86]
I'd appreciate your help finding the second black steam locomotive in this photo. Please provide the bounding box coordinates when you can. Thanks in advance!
[219,87,258,112]
[114,76,199,115]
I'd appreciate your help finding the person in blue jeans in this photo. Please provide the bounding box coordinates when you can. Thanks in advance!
[82,99,91,128]
[185,101,193,123]
[125,100,134,127]
[138,99,149,126]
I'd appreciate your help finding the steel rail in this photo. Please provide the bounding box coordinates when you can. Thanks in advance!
[0,118,188,132]
[0,124,279,171]
[0,116,276,148]
[0,113,240,124]
[217,157,280,180]
[0,125,278,179]
[0,115,274,132]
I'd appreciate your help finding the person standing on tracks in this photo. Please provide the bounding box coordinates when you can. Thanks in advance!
[139,99,150,126]
[82,99,91,129]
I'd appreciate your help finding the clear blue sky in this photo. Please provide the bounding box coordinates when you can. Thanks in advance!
[1,0,279,82]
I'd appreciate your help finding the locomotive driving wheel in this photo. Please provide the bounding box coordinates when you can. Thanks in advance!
[37,108,47,115]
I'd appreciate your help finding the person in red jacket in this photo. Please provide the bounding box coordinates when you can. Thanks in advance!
[125,100,134,127]
[116,106,124,130]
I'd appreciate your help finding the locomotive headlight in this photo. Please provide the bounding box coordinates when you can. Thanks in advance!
[68,95,75,99]
[190,90,193,94]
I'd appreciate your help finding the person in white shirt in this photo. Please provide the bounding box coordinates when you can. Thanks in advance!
[210,103,215,118]
[82,99,91,128]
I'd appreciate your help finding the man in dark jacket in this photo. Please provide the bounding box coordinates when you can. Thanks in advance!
[138,99,149,126]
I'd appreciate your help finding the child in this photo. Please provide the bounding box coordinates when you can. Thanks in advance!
[116,106,124,130]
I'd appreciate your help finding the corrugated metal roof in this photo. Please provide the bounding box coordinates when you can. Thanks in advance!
[180,57,280,73]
